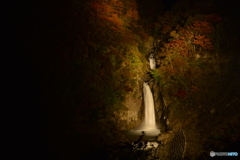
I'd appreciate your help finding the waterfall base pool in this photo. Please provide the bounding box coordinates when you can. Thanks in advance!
[122,82,161,141]
[129,128,160,136]
[123,128,161,141]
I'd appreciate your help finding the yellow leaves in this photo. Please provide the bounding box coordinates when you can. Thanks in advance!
[170,30,179,38]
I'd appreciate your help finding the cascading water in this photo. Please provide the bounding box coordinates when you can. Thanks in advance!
[128,82,160,137]
[149,53,156,70]
[126,53,160,139]
[143,82,156,129]
[123,50,160,156]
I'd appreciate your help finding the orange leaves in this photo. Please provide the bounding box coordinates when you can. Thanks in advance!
[168,39,187,54]
[123,1,139,30]
[89,0,142,49]
[192,20,213,34]
[90,0,124,31]
[195,35,205,40]
[105,13,124,30]
[180,29,194,41]
[167,27,195,53]
[90,1,114,18]
[125,7,139,21]
[111,0,124,11]
[193,35,206,46]
[193,35,213,50]
[180,49,189,57]
[90,0,140,33]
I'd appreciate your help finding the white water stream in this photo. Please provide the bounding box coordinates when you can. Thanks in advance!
[143,82,156,129]
[149,54,156,70]
[129,82,160,137]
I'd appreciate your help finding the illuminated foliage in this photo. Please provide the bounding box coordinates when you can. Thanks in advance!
[152,13,222,100]
[193,35,213,50]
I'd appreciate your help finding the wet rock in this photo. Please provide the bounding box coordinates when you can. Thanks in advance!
[113,78,143,130]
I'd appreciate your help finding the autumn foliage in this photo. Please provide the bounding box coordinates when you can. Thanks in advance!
[152,13,222,99]
[90,0,139,32]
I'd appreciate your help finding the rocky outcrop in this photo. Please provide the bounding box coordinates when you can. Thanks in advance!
[113,77,144,130]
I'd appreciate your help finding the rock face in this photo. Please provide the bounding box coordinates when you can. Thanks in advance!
[112,73,170,131]
[113,78,143,130]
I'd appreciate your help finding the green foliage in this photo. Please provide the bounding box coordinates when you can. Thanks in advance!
[125,49,142,68]
[150,69,161,84]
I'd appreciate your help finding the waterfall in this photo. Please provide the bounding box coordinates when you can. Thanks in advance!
[149,54,156,70]
[143,82,156,129]
[129,82,160,136]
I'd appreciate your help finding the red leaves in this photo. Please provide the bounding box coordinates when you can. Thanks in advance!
[193,35,213,50]
[90,0,124,31]
[192,20,213,34]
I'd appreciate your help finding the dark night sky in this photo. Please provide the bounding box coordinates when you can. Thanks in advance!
[162,0,179,9]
